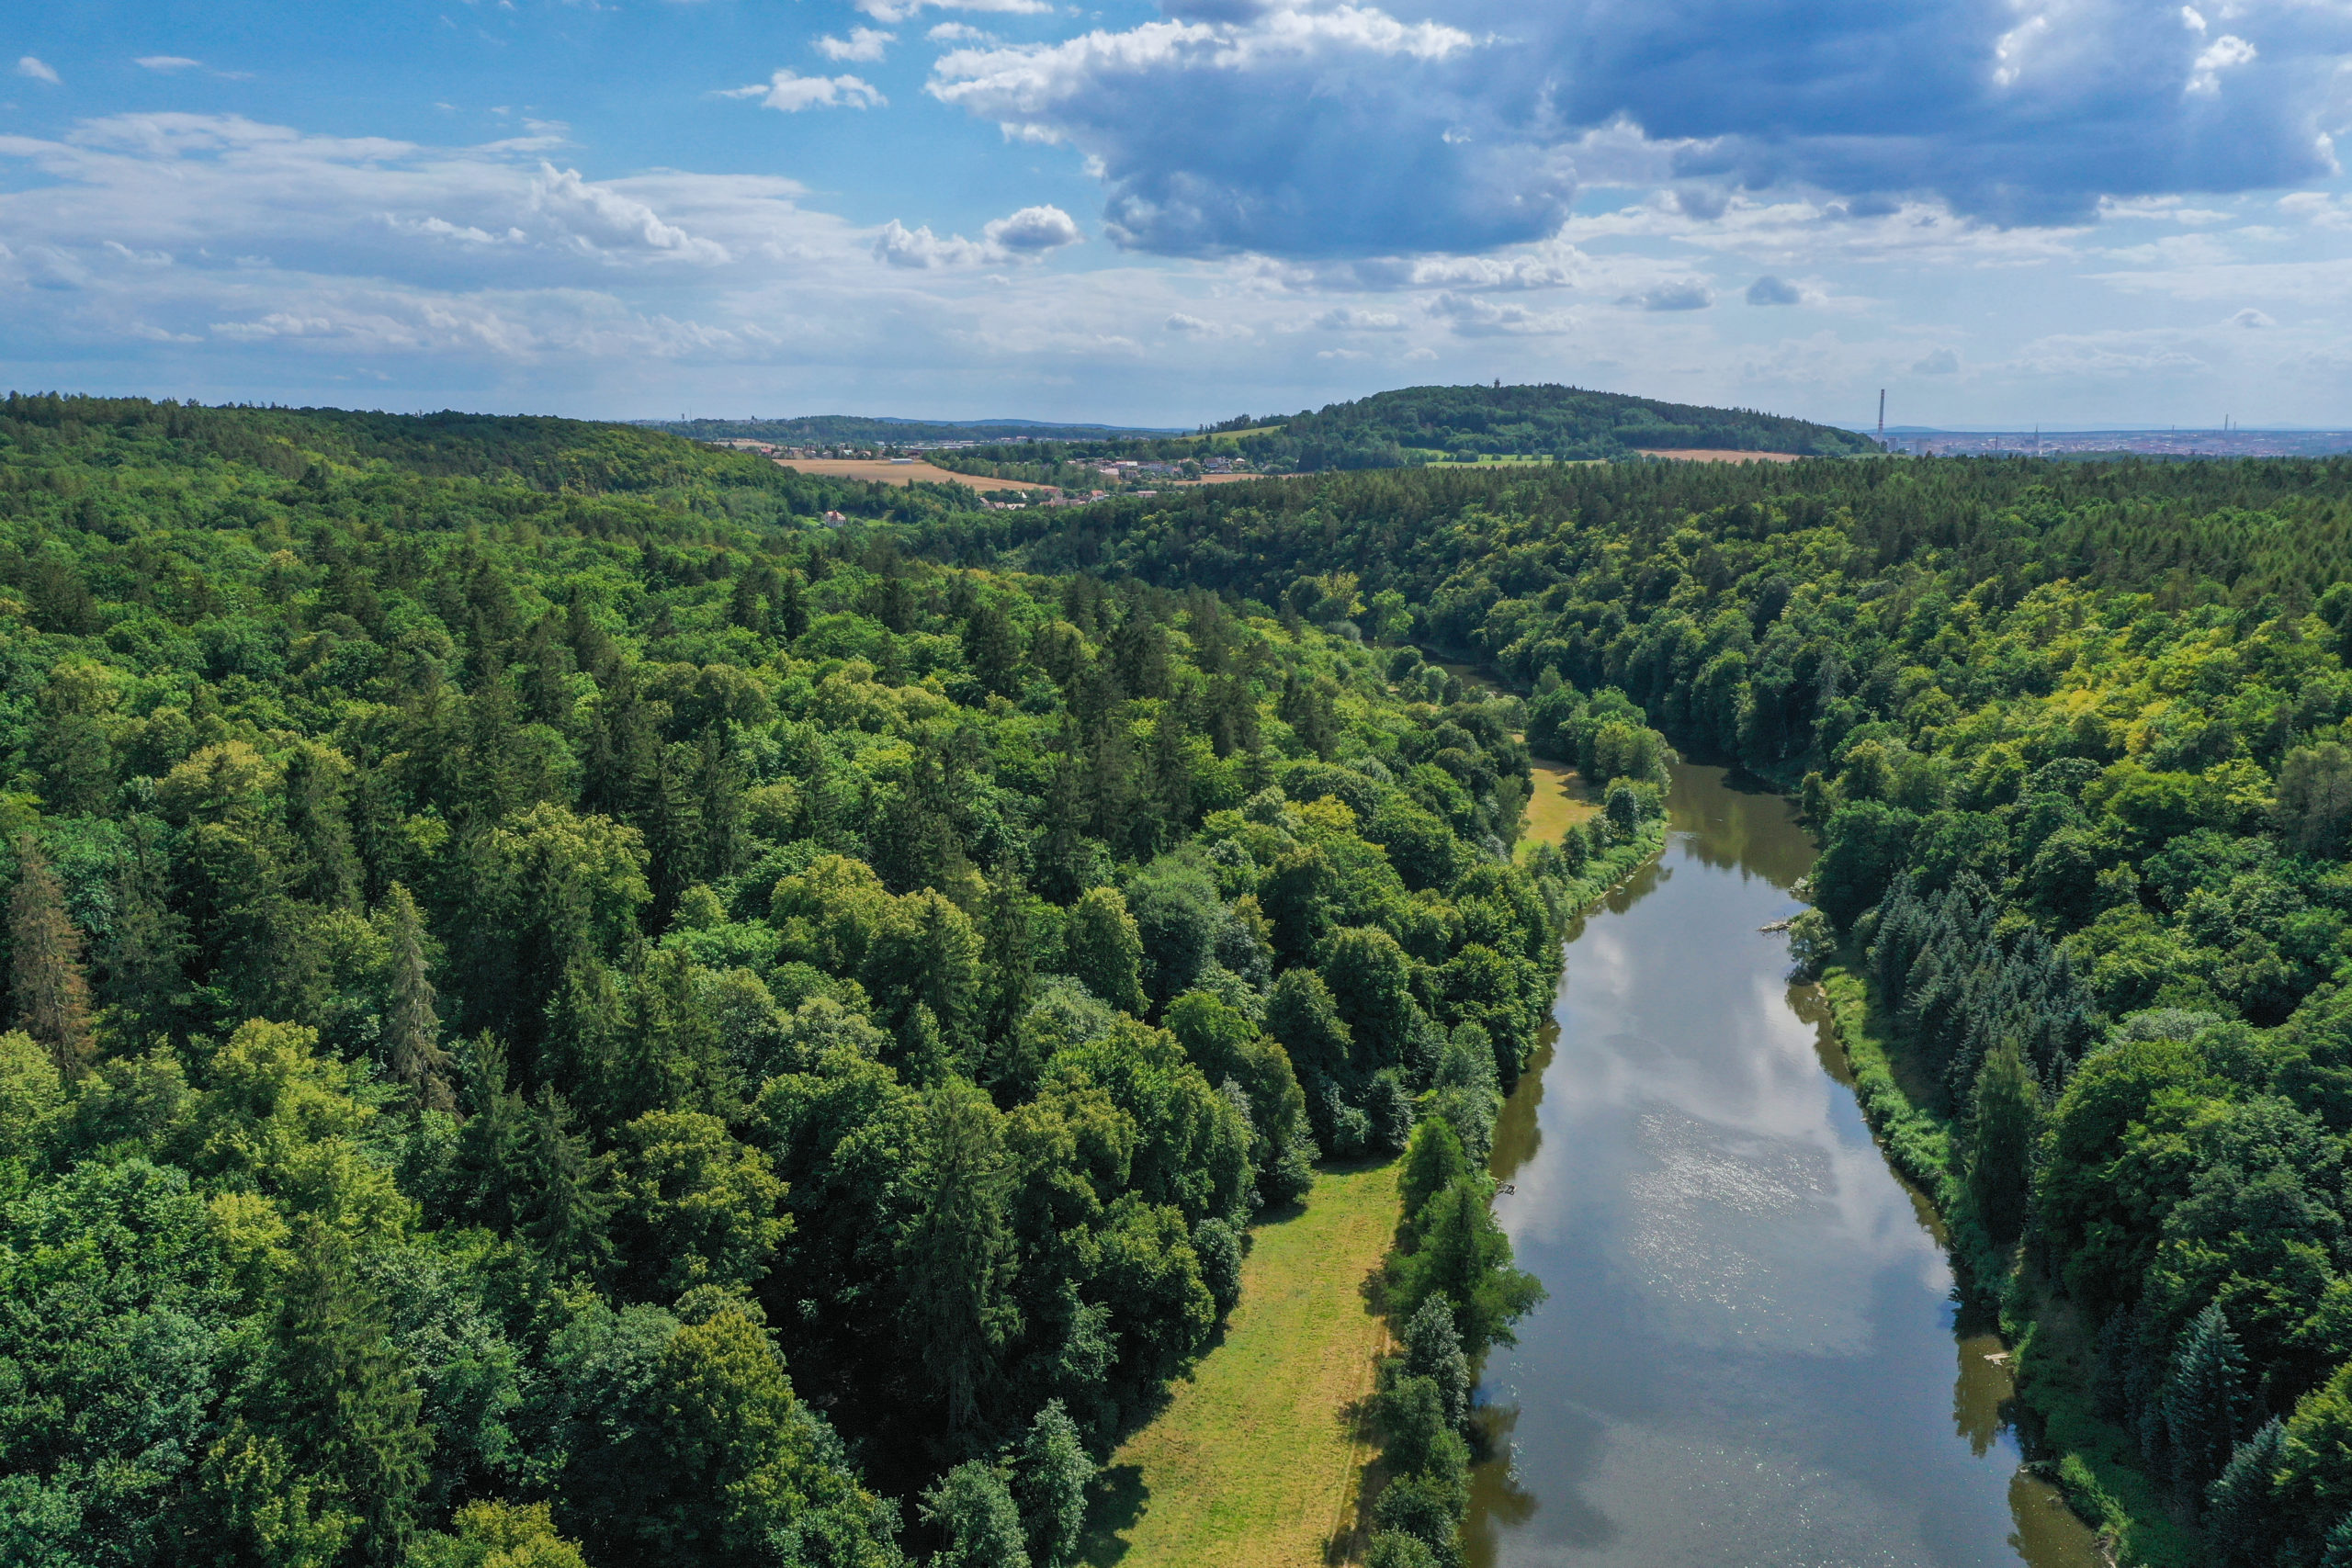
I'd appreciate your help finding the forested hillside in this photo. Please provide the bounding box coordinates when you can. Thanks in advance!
[1216,383,1879,468]
[0,396,1591,1568]
[919,452,2352,1562]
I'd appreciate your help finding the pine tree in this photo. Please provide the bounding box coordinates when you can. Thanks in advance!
[776,569,809,642]
[978,860,1035,1057]
[2164,1300,2251,1497]
[283,742,362,908]
[97,816,189,1052]
[269,1221,433,1565]
[1012,1399,1092,1568]
[9,835,95,1077]
[2204,1417,2284,1563]
[2326,1513,2352,1568]
[1401,1293,1474,1433]
[1966,1036,2039,1245]
[899,1077,1018,1437]
[521,1084,615,1279]
[379,882,454,1111]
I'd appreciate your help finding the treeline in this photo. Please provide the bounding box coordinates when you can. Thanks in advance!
[641,417,1177,446]
[920,451,2352,1562]
[0,400,1608,1567]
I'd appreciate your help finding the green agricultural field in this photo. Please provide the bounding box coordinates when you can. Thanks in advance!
[1085,1160,1401,1568]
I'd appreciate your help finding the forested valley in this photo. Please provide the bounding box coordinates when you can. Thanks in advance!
[918,450,2352,1564]
[0,395,1596,1568]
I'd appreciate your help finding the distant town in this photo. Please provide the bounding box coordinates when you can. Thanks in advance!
[1881,426,2352,457]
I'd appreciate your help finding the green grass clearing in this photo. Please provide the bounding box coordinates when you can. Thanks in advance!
[1084,1159,1399,1568]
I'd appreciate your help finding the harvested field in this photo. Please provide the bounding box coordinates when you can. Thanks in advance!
[1634,447,1804,462]
[773,457,1055,492]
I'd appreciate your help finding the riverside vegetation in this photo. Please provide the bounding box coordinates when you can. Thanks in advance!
[920,448,2352,1564]
[0,394,1635,1568]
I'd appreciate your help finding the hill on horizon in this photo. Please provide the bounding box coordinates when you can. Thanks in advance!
[1210,383,1880,469]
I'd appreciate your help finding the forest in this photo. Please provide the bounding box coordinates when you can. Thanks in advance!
[911,449,2352,1563]
[0,394,1596,1568]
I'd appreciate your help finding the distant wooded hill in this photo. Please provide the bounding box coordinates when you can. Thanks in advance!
[640,414,1182,446]
[1216,384,1879,468]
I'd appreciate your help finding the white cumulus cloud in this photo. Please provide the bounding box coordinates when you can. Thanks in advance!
[17,57,61,85]
[817,29,897,63]
[2187,34,2256,95]
[726,70,887,112]
[874,203,1083,266]
[857,0,1051,24]
[983,204,1082,254]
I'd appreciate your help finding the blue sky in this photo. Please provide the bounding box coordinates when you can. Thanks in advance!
[6,0,2351,428]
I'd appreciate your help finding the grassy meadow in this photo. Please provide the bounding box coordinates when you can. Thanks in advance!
[1083,1160,1400,1568]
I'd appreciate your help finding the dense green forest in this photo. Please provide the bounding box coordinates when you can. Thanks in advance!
[912,451,2352,1562]
[0,395,1595,1568]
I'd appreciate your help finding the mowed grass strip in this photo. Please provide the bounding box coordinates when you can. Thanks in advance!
[1086,1160,1398,1568]
[1519,760,1600,853]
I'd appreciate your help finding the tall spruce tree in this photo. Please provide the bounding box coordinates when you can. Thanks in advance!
[379,882,454,1111]
[98,816,189,1052]
[267,1221,433,1566]
[899,1076,1019,1437]
[2206,1417,2285,1563]
[9,835,96,1077]
[1966,1036,2039,1245]
[2165,1301,2251,1498]
[1011,1399,1092,1568]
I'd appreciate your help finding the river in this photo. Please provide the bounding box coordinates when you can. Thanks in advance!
[1465,763,2102,1568]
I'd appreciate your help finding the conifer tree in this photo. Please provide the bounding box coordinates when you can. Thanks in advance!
[98,816,189,1052]
[776,569,809,642]
[9,835,95,1077]
[1402,1294,1474,1432]
[978,860,1035,1054]
[1012,1399,1092,1568]
[379,882,454,1111]
[2205,1417,2284,1563]
[2165,1301,2251,1497]
[268,1221,433,1566]
[899,1076,1019,1437]
[521,1081,615,1277]
[1966,1036,2039,1245]
[2326,1512,2352,1568]
[284,742,362,908]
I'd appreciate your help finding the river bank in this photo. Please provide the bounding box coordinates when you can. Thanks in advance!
[1815,966,2202,1567]
[1466,766,2103,1568]
[1083,795,1668,1565]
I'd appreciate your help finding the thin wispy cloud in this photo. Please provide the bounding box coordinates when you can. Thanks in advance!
[17,56,61,85]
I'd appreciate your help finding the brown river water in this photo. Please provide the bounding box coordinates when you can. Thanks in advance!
[1464,764,2103,1568]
